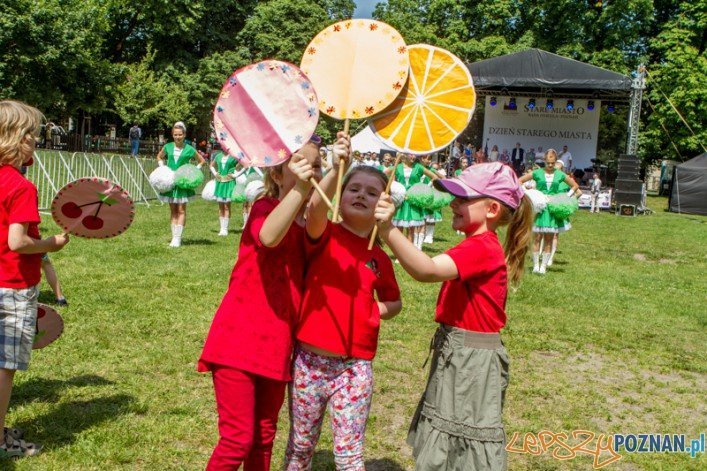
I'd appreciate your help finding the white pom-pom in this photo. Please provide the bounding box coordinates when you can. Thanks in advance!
[524,188,548,214]
[201,180,217,201]
[390,181,407,208]
[236,173,247,185]
[245,180,264,202]
[149,166,175,193]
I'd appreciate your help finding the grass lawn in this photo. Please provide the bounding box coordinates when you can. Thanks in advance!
[4,195,705,470]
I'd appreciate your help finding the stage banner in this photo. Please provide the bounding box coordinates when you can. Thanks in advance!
[482,97,601,170]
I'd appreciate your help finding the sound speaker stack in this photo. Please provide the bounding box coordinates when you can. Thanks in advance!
[614,154,643,212]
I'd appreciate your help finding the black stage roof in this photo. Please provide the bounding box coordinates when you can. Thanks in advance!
[468,48,633,100]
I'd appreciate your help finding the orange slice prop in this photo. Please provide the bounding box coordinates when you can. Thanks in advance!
[369,44,475,154]
[301,19,410,221]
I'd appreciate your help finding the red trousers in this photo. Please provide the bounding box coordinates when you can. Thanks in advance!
[207,366,287,471]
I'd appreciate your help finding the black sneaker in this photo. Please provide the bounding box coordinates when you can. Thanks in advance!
[55,298,68,306]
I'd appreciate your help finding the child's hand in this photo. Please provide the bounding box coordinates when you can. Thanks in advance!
[288,152,314,190]
[375,193,396,232]
[47,233,70,252]
[331,132,350,170]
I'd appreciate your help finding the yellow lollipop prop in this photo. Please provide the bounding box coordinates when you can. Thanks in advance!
[369,44,476,154]
[301,19,410,221]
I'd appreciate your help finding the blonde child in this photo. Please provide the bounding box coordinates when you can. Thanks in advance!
[156,122,206,247]
[375,162,534,470]
[285,165,402,470]
[198,133,348,470]
[0,100,70,457]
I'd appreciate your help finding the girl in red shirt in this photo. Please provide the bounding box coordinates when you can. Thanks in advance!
[284,166,402,470]
[198,133,349,471]
[375,162,534,471]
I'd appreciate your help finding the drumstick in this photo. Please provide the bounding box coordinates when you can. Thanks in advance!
[309,178,335,212]
[332,119,350,223]
[368,153,402,250]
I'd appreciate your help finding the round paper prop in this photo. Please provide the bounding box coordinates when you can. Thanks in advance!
[149,166,175,193]
[369,44,475,154]
[33,304,64,350]
[52,178,135,239]
[301,20,409,120]
[214,60,319,167]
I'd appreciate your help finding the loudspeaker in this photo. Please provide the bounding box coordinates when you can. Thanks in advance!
[615,190,642,206]
[615,179,644,192]
[617,160,640,171]
[618,171,639,180]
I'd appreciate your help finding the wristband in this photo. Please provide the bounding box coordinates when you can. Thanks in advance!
[158,160,165,167]
[197,163,203,169]
[210,167,218,177]
[567,189,575,197]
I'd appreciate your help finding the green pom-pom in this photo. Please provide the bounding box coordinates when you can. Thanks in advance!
[406,183,434,208]
[174,164,204,190]
[430,189,453,210]
[231,182,247,203]
[547,194,578,219]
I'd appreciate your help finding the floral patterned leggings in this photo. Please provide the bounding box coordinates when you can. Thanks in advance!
[285,347,373,470]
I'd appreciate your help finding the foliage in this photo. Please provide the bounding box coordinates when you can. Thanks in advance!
[0,0,704,161]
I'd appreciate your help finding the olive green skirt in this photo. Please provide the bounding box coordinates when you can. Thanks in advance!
[408,324,509,471]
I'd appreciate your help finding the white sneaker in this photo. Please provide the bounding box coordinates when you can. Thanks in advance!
[532,266,540,274]
[424,236,433,244]
[547,257,553,267]
[169,238,181,247]
[538,265,546,274]
[218,229,228,236]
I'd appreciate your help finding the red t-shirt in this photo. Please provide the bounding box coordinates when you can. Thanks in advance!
[0,165,42,288]
[435,231,508,332]
[296,222,400,360]
[198,197,306,381]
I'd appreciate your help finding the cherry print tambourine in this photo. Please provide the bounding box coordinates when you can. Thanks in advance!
[51,178,135,239]
[33,303,64,349]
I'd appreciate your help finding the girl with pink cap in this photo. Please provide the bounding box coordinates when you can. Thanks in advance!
[375,162,534,470]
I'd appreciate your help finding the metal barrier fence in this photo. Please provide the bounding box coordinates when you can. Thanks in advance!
[27,151,208,211]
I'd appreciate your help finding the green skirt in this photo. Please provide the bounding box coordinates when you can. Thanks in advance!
[159,186,195,203]
[408,325,509,471]
[214,179,236,202]
[394,200,426,227]
[532,207,571,233]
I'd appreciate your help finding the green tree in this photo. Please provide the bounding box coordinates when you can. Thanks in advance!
[641,0,707,163]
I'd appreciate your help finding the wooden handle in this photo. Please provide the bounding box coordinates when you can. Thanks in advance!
[332,119,350,223]
[368,153,402,250]
[309,178,334,212]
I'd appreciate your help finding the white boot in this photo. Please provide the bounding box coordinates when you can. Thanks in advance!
[218,217,229,236]
[539,253,550,274]
[170,224,183,247]
[532,252,540,273]
[548,237,558,266]
[169,224,177,247]
[416,231,425,250]
[424,224,434,244]
[242,211,248,229]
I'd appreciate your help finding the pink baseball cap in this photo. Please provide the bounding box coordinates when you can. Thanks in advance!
[434,162,525,209]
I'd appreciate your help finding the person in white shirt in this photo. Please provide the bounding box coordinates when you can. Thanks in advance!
[559,145,573,170]
[590,173,602,213]
[535,146,544,160]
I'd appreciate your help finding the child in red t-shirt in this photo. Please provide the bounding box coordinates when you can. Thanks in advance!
[375,162,534,471]
[285,166,402,470]
[0,100,70,458]
[198,132,350,470]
